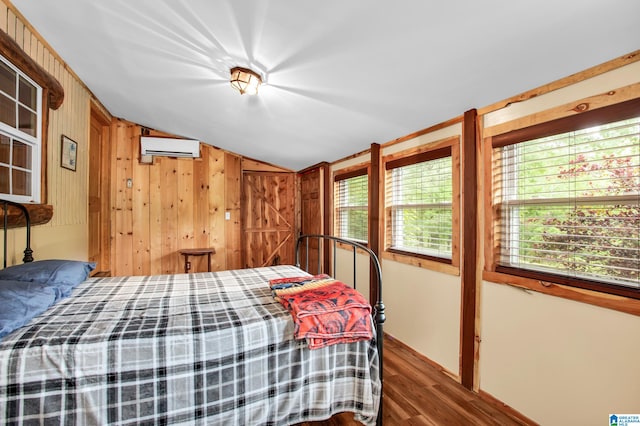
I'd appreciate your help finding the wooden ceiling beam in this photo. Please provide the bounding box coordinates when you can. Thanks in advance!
[0,30,64,109]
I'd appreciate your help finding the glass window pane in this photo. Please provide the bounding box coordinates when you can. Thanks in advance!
[388,155,453,259]
[12,168,30,196]
[0,93,16,128]
[0,61,16,98]
[12,140,31,169]
[18,76,37,110]
[335,173,368,242]
[0,55,42,202]
[18,105,36,137]
[0,165,9,193]
[0,134,9,164]
[496,116,640,288]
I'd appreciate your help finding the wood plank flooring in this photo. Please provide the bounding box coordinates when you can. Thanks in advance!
[300,335,535,426]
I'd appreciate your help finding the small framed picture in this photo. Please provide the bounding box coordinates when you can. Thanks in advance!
[61,135,77,171]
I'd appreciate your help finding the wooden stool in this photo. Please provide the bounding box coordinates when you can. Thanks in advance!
[179,248,215,273]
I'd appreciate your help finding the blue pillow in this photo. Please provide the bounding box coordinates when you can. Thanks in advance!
[0,260,96,299]
[0,280,60,340]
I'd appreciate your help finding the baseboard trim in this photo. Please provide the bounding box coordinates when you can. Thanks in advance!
[384,332,460,382]
[384,332,538,425]
[478,390,539,425]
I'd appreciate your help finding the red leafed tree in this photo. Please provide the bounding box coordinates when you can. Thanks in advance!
[533,154,639,283]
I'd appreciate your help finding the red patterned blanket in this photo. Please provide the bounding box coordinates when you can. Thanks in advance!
[269,275,373,349]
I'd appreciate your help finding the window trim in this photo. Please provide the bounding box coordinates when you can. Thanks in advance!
[385,146,452,170]
[382,136,460,271]
[492,97,640,148]
[334,167,367,182]
[0,31,64,110]
[0,54,43,203]
[0,29,65,206]
[387,247,453,265]
[486,97,640,301]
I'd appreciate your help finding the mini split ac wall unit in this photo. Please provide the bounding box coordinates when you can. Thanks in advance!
[140,136,201,158]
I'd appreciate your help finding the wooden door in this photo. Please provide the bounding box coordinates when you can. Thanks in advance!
[88,106,111,274]
[299,168,322,273]
[242,172,296,268]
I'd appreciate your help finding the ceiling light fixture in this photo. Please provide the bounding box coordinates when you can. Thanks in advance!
[230,67,262,95]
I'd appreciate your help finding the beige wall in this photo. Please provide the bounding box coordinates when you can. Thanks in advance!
[477,60,640,425]
[383,261,461,375]
[2,2,91,263]
[333,245,462,375]
[330,55,640,424]
[334,247,371,302]
[331,120,464,377]
[480,281,640,425]
[378,122,464,376]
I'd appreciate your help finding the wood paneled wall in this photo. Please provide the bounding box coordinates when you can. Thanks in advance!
[110,120,240,276]
[1,2,100,263]
[1,2,92,226]
[0,2,291,274]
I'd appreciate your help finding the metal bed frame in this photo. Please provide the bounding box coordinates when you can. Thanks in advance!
[1,206,385,424]
[296,234,385,425]
[1,199,33,269]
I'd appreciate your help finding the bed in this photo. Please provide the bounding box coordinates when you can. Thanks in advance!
[0,199,385,425]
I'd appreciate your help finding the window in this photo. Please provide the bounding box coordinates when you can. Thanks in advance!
[334,168,368,242]
[492,99,640,298]
[386,146,453,262]
[0,55,42,203]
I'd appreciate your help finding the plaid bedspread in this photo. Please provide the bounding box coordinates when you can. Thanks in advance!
[0,265,380,425]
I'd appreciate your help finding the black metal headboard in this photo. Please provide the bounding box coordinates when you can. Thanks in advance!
[295,234,385,425]
[1,199,34,268]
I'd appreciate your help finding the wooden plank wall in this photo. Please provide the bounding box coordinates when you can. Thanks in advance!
[0,2,91,227]
[2,1,293,273]
[110,120,234,276]
[0,2,105,264]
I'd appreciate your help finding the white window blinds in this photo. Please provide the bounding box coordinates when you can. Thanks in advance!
[494,115,639,290]
[386,147,453,260]
[334,170,368,242]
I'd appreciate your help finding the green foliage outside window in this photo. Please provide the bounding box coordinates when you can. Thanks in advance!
[390,157,452,258]
[500,117,639,288]
[336,174,368,242]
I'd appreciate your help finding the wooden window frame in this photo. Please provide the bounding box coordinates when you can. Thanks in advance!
[382,136,460,274]
[0,30,63,226]
[484,97,640,313]
[0,54,43,203]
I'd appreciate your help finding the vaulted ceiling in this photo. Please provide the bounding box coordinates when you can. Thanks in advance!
[11,0,640,170]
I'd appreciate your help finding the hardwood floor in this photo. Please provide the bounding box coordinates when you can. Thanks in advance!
[301,335,534,426]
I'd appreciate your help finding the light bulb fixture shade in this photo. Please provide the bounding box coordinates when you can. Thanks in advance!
[230,67,262,95]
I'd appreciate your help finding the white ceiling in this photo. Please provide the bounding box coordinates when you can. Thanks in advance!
[11,0,640,170]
